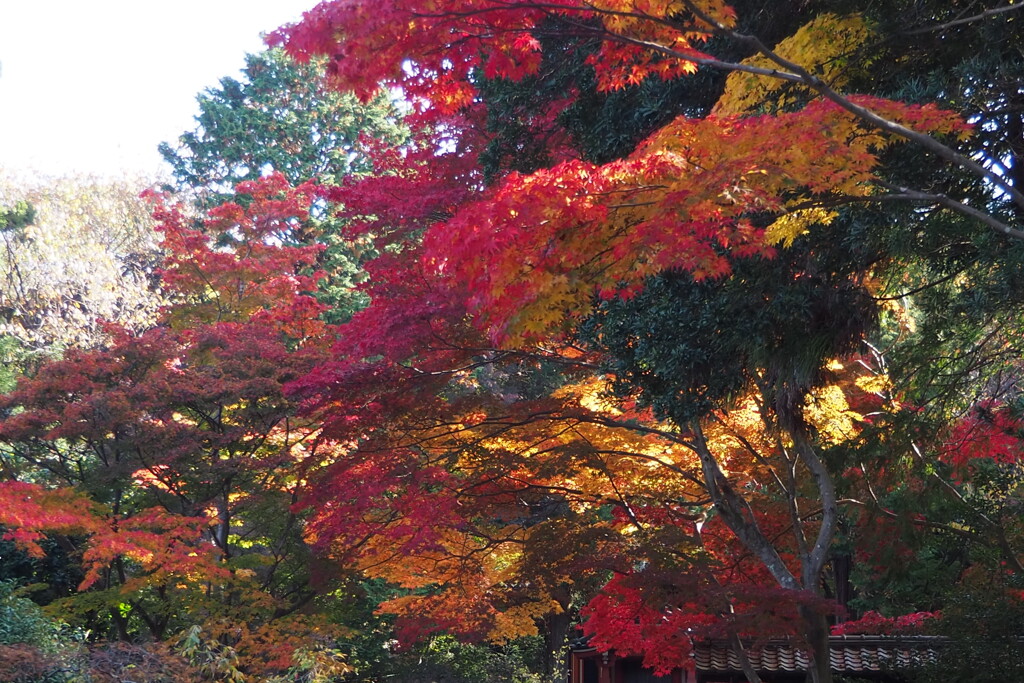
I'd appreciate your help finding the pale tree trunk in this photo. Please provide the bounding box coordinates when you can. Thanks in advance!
[802,606,833,683]
[794,432,836,683]
[690,424,836,683]
[729,633,764,683]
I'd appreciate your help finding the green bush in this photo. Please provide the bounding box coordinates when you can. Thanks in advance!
[902,585,1024,683]
[0,580,79,682]
[0,580,60,647]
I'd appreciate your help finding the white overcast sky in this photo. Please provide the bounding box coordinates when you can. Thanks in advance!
[0,0,319,179]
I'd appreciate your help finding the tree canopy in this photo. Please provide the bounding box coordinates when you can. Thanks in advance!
[0,172,163,351]
[3,2,1024,682]
[160,48,406,203]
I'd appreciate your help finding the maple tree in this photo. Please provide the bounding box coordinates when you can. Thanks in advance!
[284,231,884,680]
[273,0,1021,241]
[0,175,350,679]
[3,1,1023,681]
[267,1,1024,682]
[161,48,410,325]
[285,260,608,675]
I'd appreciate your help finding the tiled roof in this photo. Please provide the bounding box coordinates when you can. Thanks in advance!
[692,636,941,673]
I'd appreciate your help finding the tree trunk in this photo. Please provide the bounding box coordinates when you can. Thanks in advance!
[543,586,572,682]
[801,606,833,683]
[691,424,838,683]
[729,633,764,683]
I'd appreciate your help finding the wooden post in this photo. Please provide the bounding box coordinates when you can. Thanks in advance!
[599,651,613,683]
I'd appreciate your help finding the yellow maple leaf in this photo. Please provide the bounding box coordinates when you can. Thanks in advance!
[765,207,839,246]
[804,383,861,445]
[714,13,875,116]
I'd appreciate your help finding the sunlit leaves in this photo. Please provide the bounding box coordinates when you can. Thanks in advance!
[0,172,163,350]
[422,97,965,345]
[765,208,838,247]
[0,177,333,664]
[272,0,734,112]
[0,482,223,590]
[714,13,876,116]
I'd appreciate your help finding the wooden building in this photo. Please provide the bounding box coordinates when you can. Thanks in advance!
[569,635,941,683]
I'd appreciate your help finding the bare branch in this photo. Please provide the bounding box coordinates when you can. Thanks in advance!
[878,182,1024,241]
[902,3,1024,36]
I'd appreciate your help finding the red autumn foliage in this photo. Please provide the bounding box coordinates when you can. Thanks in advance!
[942,400,1024,471]
[830,610,938,636]
[0,176,334,668]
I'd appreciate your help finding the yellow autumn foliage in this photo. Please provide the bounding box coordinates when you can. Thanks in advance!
[765,207,839,247]
[591,0,737,33]
[854,373,891,396]
[804,383,863,446]
[488,599,563,643]
[714,13,875,116]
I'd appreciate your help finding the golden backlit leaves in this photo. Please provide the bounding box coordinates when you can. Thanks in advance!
[697,360,879,486]
[308,351,889,644]
[328,350,889,641]
[854,372,890,396]
[592,0,736,28]
[765,208,839,247]
[313,372,707,643]
[714,13,875,116]
[805,383,863,446]
[703,394,774,477]
[553,375,622,415]
[489,599,564,643]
